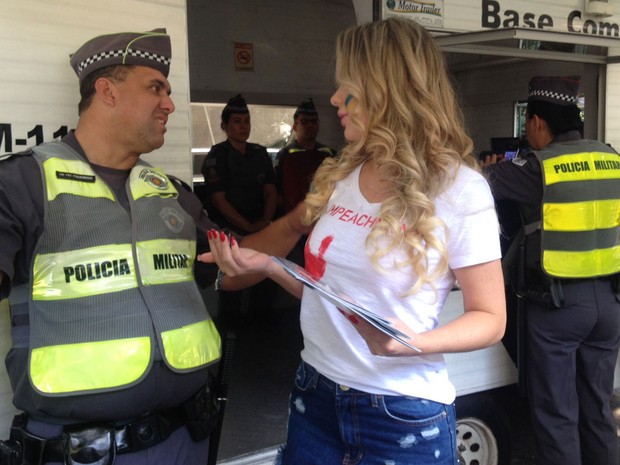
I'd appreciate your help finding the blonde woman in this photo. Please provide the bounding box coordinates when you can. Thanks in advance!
[204,17,506,464]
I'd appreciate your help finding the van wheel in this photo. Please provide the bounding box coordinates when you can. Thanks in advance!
[455,393,511,465]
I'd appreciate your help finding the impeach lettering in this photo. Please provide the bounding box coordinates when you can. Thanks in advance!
[64,259,131,283]
[327,204,380,228]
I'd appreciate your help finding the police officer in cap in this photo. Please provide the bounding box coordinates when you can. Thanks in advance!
[0,29,306,465]
[483,76,620,465]
[275,98,336,215]
[273,98,337,267]
[201,94,278,235]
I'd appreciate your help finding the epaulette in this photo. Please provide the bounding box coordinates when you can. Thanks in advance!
[168,174,193,193]
[0,149,34,162]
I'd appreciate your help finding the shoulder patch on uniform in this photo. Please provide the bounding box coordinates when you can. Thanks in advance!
[512,157,528,167]
[0,149,34,162]
[206,167,220,184]
[168,175,192,193]
[139,168,169,190]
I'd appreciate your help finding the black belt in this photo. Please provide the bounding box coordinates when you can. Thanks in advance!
[9,407,185,464]
[557,274,619,284]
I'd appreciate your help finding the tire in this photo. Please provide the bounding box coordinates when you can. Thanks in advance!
[455,392,512,465]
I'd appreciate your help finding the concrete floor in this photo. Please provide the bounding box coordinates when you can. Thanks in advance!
[214,301,302,462]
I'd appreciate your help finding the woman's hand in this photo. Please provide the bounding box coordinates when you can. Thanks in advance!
[200,229,273,277]
[198,229,305,298]
[338,308,421,357]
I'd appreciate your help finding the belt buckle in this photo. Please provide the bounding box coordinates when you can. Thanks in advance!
[62,425,116,465]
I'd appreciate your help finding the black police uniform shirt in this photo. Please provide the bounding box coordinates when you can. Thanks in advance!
[201,140,276,231]
[483,135,547,210]
[274,140,335,214]
[482,130,616,276]
[0,132,221,421]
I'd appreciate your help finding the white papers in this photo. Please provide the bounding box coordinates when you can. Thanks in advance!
[271,256,421,352]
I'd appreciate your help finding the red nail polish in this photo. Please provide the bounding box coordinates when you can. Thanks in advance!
[231,237,237,246]
[220,231,226,242]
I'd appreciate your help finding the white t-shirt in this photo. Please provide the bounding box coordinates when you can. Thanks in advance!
[300,163,501,405]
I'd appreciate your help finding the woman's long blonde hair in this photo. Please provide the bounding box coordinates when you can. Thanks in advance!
[304,17,477,296]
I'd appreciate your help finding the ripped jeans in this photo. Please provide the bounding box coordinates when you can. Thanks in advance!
[277,362,457,465]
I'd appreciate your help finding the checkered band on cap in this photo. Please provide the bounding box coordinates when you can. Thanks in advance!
[529,89,578,104]
[226,104,249,113]
[528,76,580,106]
[222,94,249,120]
[76,48,171,76]
[70,28,171,82]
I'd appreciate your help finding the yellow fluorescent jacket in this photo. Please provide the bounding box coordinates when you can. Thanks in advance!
[534,140,620,278]
[20,143,220,396]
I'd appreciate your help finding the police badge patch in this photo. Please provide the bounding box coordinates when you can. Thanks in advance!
[139,168,169,190]
[160,207,185,233]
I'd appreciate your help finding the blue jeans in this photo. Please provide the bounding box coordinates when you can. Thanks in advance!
[277,362,458,465]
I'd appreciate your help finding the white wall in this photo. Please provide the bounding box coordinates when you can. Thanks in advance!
[0,0,193,183]
[404,0,620,34]
[605,59,620,151]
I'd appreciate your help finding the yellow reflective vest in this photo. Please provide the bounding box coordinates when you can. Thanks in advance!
[15,142,221,396]
[533,140,620,278]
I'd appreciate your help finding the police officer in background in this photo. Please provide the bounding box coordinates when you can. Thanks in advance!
[0,29,306,465]
[200,95,280,327]
[483,76,620,465]
[201,94,278,235]
[274,98,336,267]
[275,98,336,215]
